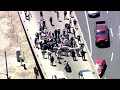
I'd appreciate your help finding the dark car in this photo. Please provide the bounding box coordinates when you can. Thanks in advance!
[95,21,109,46]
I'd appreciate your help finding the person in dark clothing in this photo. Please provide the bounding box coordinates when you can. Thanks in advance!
[50,56,54,66]
[64,11,67,20]
[49,17,54,26]
[35,32,39,40]
[73,29,76,38]
[54,29,58,39]
[56,11,61,22]
[67,24,71,33]
[71,50,76,61]
[34,37,39,49]
[40,11,43,18]
[43,20,47,30]
[81,50,86,60]
[77,35,81,43]
[57,29,60,38]
[73,19,78,30]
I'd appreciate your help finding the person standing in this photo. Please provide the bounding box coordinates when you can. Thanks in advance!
[43,20,47,30]
[71,50,76,61]
[56,11,61,22]
[64,11,67,20]
[40,11,43,19]
[73,19,78,30]
[81,50,86,60]
[50,56,54,66]
[49,17,54,26]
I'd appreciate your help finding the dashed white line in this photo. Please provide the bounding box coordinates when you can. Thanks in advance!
[118,25,120,39]
[110,28,113,37]
[111,52,114,62]
[84,11,92,55]
[107,11,108,14]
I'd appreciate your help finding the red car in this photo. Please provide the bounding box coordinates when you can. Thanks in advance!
[95,21,109,46]
[95,59,106,76]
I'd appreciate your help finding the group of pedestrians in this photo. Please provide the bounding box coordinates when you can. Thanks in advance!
[33,11,87,67]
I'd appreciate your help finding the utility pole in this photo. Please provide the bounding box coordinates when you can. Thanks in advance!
[4,51,9,79]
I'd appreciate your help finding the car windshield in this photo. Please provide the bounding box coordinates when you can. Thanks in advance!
[96,31,106,35]
[96,65,102,70]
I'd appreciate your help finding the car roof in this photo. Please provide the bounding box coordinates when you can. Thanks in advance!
[54,71,67,79]
[88,11,99,14]
[96,59,105,65]
[79,70,95,79]
[96,25,106,31]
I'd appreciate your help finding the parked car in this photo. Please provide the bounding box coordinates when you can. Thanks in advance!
[87,11,100,18]
[95,59,106,76]
[52,71,67,79]
[95,21,109,46]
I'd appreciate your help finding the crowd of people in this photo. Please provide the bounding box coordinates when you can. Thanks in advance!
[33,11,87,67]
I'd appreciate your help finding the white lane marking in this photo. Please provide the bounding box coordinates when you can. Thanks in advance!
[111,52,114,61]
[118,25,120,39]
[104,77,106,79]
[107,11,108,14]
[110,28,113,37]
[84,11,92,55]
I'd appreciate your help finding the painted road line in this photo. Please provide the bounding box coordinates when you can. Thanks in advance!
[107,11,108,14]
[84,11,92,55]
[111,52,114,62]
[118,25,120,39]
[110,28,113,37]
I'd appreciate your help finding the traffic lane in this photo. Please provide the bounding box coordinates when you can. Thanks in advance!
[103,11,120,79]
[75,11,90,52]
[86,11,114,79]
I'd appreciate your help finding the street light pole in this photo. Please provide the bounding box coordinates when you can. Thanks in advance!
[4,51,9,79]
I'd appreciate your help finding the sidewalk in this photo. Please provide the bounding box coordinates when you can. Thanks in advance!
[18,11,100,79]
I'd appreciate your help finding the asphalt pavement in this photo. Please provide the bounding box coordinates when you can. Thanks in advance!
[75,11,120,79]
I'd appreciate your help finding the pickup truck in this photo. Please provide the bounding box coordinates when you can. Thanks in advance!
[95,21,109,47]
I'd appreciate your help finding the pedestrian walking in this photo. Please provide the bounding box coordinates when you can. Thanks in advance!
[81,50,86,60]
[64,11,67,20]
[50,56,54,66]
[67,24,71,33]
[71,50,77,61]
[49,17,55,26]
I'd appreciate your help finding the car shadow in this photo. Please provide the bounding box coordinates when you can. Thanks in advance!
[100,64,107,78]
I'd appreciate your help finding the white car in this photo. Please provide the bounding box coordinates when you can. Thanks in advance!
[52,71,67,79]
[78,70,95,79]
[87,11,100,18]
